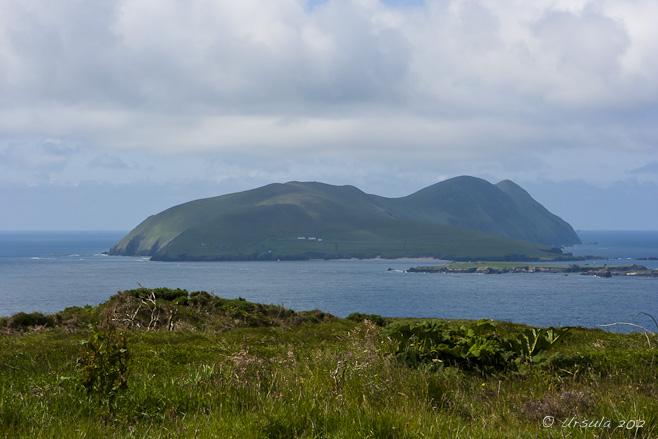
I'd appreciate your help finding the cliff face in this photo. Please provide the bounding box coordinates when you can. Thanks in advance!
[110,177,580,261]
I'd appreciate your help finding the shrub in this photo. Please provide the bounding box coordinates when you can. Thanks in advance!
[57,305,99,329]
[124,287,188,302]
[77,322,129,399]
[7,312,54,330]
[346,312,386,326]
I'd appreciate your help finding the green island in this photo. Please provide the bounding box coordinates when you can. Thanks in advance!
[1,288,657,438]
[408,262,658,277]
[110,177,582,262]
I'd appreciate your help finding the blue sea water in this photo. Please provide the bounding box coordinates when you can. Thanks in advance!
[0,230,657,332]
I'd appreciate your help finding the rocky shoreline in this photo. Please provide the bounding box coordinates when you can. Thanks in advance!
[406,263,658,277]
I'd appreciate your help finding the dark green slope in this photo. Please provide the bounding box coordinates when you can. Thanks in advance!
[153,200,559,262]
[110,182,337,256]
[110,177,579,261]
[383,176,520,234]
[380,176,580,246]
[494,179,580,245]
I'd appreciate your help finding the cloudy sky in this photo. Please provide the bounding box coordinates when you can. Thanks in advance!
[1,0,657,231]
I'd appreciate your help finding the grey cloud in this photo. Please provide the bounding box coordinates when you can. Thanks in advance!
[0,1,650,116]
[1,0,409,115]
[88,153,137,170]
[630,161,658,174]
[533,6,629,73]
[0,0,656,178]
[531,5,631,102]
[455,1,501,53]
[0,140,76,171]
[0,1,122,106]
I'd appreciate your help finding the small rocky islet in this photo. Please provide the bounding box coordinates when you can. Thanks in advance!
[405,262,658,277]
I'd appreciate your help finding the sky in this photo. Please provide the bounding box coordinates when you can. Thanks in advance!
[0,0,657,231]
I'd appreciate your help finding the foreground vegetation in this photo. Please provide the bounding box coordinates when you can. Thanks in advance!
[1,289,657,438]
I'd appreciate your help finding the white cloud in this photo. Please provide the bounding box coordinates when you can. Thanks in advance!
[0,0,657,229]
[1,1,655,120]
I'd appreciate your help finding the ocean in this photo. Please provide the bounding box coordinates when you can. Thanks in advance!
[1,230,657,332]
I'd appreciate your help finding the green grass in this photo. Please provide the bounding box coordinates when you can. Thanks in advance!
[1,291,657,438]
[155,208,561,262]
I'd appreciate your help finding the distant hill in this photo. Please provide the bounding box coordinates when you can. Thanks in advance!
[110,176,580,261]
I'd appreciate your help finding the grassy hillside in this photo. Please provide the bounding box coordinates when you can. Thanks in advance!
[111,183,305,256]
[110,177,580,261]
[154,201,562,261]
[495,179,579,245]
[1,289,656,438]
[385,177,580,246]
